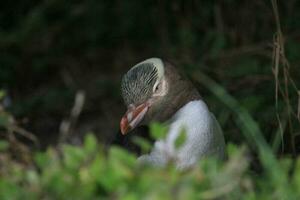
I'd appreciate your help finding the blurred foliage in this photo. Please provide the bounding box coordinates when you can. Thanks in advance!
[0,0,299,149]
[0,133,300,200]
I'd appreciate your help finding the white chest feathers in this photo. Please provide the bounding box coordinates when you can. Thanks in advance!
[138,100,225,169]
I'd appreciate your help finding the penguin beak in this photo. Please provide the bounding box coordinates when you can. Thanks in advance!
[120,102,150,135]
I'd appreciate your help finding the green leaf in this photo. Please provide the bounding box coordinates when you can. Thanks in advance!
[294,159,300,190]
[84,133,98,154]
[174,128,187,149]
[109,146,136,166]
[0,113,9,127]
[226,143,239,156]
[63,145,85,170]
[150,122,168,140]
[0,90,5,100]
[99,147,136,192]
[34,152,45,167]
[132,136,152,153]
[0,140,9,151]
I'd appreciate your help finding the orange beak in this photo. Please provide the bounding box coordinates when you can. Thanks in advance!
[120,102,150,135]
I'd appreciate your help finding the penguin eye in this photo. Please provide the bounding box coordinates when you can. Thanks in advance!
[152,79,167,97]
[155,84,159,92]
[153,82,161,93]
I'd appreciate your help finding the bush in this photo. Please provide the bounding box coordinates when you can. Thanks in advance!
[0,133,299,200]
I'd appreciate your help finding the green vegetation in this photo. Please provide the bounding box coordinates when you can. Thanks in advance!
[0,134,299,200]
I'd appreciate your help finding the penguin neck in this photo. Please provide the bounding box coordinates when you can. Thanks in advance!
[150,62,202,123]
[169,100,211,129]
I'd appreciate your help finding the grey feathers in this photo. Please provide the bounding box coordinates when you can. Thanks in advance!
[121,62,158,105]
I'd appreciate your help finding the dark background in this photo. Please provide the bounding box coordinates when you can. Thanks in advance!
[0,0,299,156]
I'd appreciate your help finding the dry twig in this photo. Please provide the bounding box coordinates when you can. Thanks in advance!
[59,90,85,144]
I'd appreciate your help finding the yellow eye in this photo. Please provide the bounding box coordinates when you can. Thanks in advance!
[154,83,160,93]
[152,79,167,97]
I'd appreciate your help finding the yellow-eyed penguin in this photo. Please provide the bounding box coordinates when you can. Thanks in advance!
[120,58,225,169]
